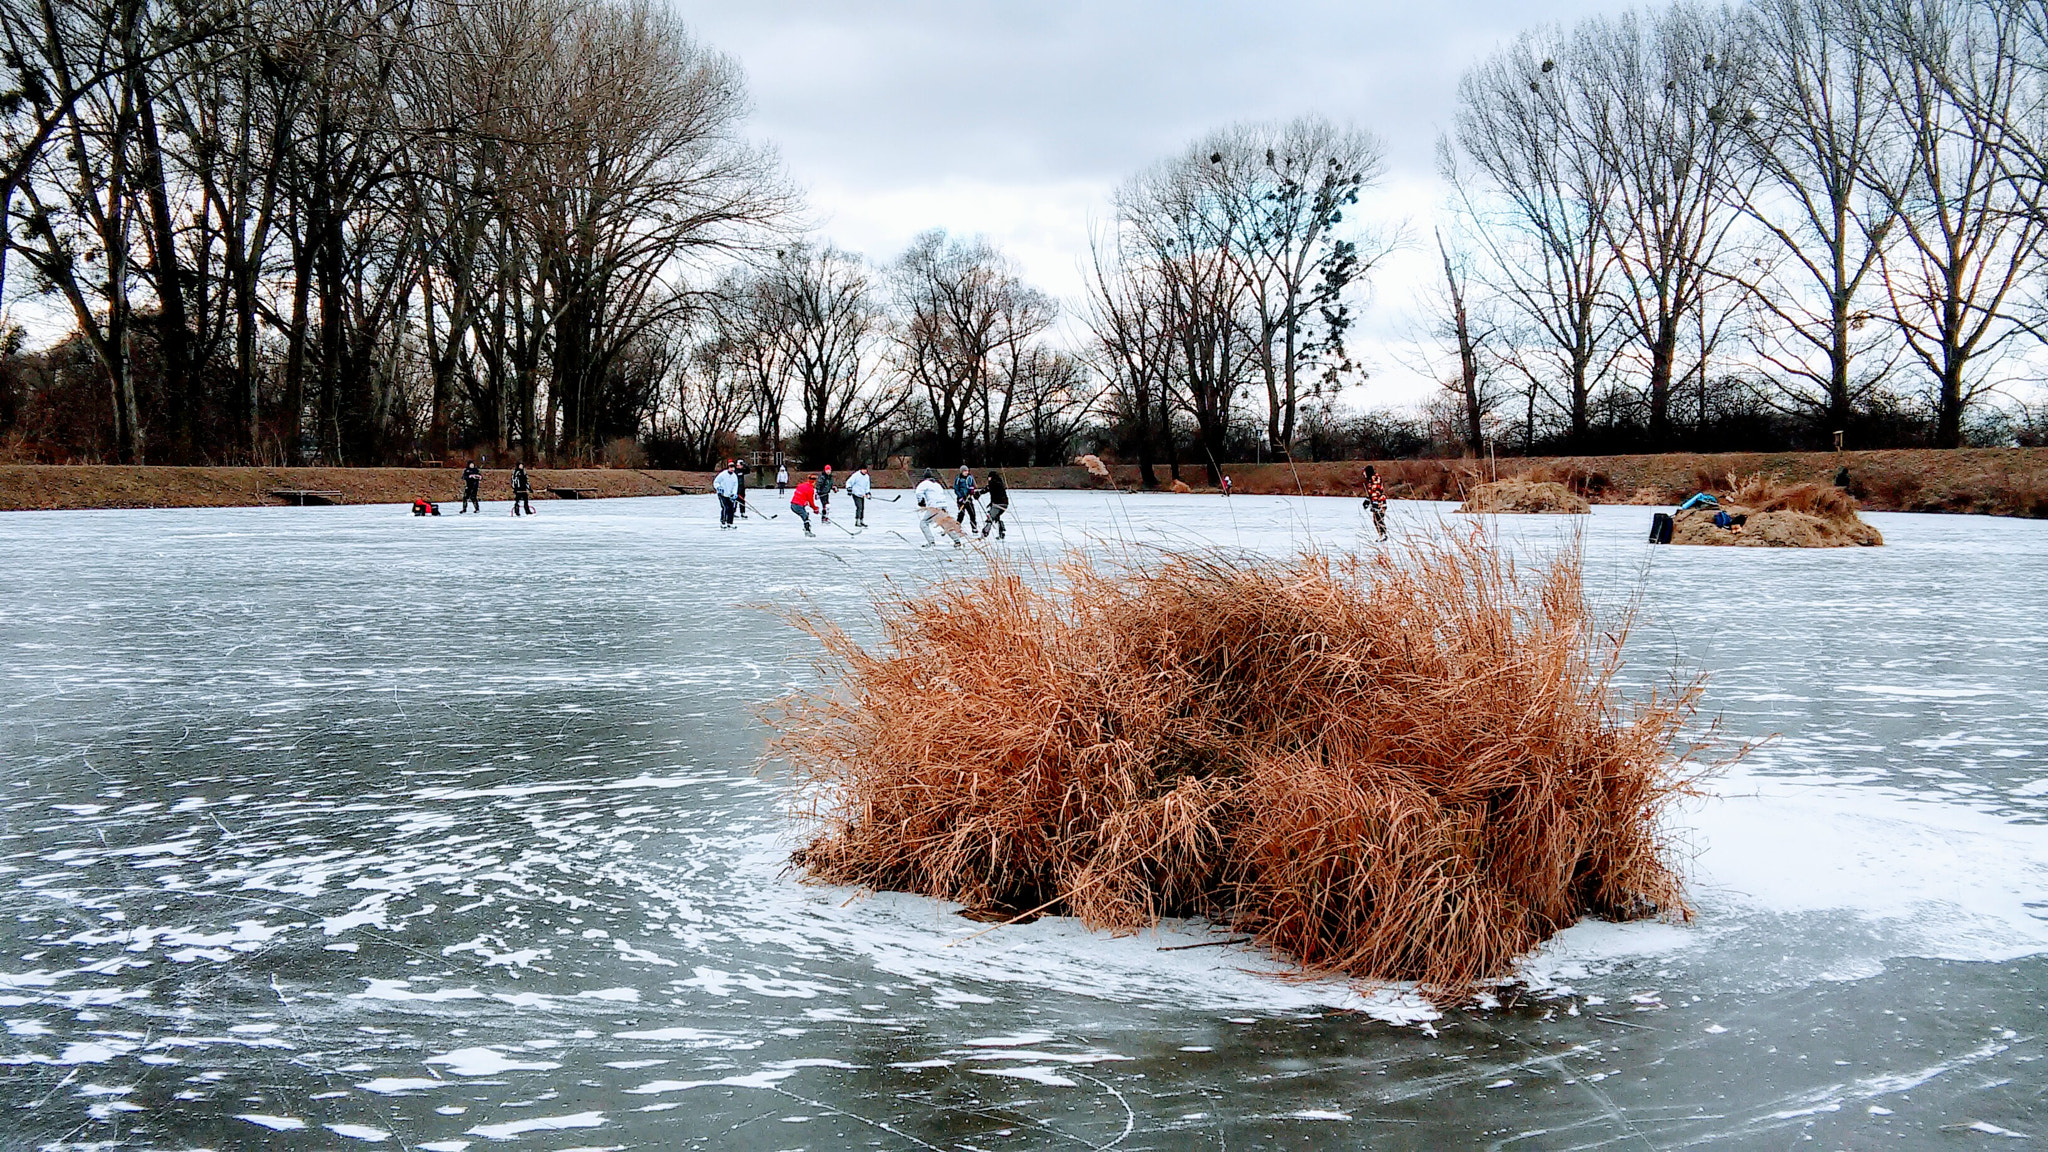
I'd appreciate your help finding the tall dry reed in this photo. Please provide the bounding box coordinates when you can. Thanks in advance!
[768,531,1710,996]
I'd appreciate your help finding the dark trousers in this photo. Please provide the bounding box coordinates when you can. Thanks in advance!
[956,499,978,530]
[718,495,736,526]
[461,484,480,513]
[983,503,1007,538]
[851,494,866,524]
[513,491,533,515]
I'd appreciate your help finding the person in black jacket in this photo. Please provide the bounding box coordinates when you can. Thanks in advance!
[460,460,483,513]
[980,471,1010,539]
[511,463,534,516]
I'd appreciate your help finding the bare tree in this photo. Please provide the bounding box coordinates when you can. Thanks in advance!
[1083,227,1176,485]
[1203,116,1387,454]
[1446,28,1624,445]
[1584,4,1754,443]
[889,230,1046,464]
[1735,0,1902,438]
[1865,0,2045,445]
[1116,149,1260,485]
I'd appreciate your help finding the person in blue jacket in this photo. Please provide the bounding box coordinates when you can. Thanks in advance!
[952,465,980,532]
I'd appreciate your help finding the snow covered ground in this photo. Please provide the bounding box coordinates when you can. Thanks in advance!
[0,490,2042,1149]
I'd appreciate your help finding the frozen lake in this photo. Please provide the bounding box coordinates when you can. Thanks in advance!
[1,490,2043,1149]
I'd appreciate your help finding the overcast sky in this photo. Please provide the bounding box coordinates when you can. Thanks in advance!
[669,0,1628,408]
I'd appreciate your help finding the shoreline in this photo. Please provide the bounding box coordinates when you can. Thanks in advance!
[1,447,2043,516]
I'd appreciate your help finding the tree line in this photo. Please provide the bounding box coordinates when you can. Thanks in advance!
[1,0,2043,472]
[1434,0,2048,455]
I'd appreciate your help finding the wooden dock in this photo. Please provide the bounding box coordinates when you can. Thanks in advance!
[547,487,598,500]
[270,489,344,506]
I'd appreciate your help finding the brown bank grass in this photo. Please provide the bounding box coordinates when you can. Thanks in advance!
[1457,479,1593,514]
[767,531,1714,997]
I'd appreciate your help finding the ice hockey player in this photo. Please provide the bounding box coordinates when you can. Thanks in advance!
[460,460,483,513]
[790,474,821,536]
[952,465,979,532]
[511,463,534,516]
[713,462,740,528]
[981,470,1010,539]
[1364,465,1388,541]
[816,464,834,523]
[732,458,748,516]
[915,469,963,548]
[776,463,789,493]
[847,466,873,527]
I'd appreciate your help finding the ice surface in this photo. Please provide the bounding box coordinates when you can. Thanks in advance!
[0,491,2042,1147]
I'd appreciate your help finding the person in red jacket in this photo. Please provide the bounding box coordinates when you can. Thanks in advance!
[789,475,820,536]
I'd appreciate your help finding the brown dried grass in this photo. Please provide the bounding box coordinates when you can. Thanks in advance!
[767,531,1712,997]
[1457,479,1593,514]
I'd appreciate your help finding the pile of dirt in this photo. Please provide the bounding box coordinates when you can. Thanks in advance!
[1457,479,1591,515]
[1671,474,1884,548]
[769,534,1709,996]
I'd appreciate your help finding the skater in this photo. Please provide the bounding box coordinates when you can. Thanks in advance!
[817,464,834,523]
[731,458,748,517]
[847,466,872,527]
[776,462,789,494]
[460,460,482,512]
[1364,465,1387,541]
[790,473,820,536]
[915,468,964,548]
[952,465,980,532]
[1221,475,1233,498]
[511,463,535,516]
[981,470,1009,539]
[713,462,740,528]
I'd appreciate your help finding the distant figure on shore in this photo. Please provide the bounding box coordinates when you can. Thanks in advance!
[776,463,789,494]
[848,466,872,527]
[511,464,534,517]
[981,470,1009,539]
[713,462,740,528]
[1364,465,1387,541]
[460,460,482,513]
[790,474,820,536]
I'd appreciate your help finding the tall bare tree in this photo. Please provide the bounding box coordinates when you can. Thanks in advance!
[1446,28,1624,444]
[1735,0,1902,438]
[1865,0,2045,445]
[1585,4,1754,442]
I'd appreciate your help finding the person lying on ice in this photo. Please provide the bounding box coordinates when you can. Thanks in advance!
[915,469,964,548]
[790,474,821,536]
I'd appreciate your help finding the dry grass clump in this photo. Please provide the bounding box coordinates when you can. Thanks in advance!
[769,532,1710,996]
[1458,479,1592,515]
[1170,478,1195,493]
[1673,472,1883,547]
[1074,454,1112,483]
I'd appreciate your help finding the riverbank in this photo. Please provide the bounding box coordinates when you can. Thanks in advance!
[2,448,2043,515]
